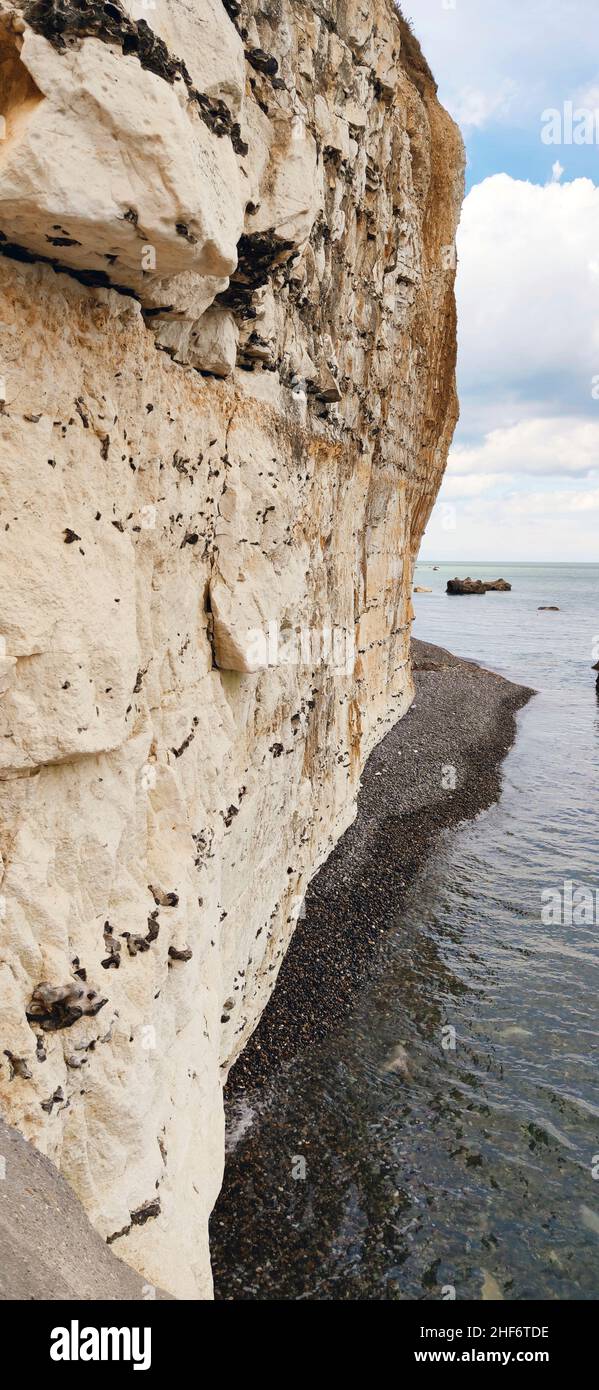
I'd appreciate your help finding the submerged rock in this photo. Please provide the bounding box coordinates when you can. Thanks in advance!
[382,1044,412,1080]
[481,1270,504,1301]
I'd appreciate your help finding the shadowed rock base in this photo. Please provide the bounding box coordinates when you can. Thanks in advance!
[0,1118,171,1300]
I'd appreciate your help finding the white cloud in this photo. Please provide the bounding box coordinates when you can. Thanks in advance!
[425,174,599,556]
[451,81,517,132]
[406,1,599,560]
[449,417,599,479]
[456,175,599,402]
[441,472,514,498]
[409,0,599,133]
[503,485,599,516]
[574,81,599,109]
[421,486,599,562]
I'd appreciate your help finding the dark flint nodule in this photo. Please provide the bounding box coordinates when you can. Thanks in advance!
[26,980,107,1031]
[245,48,279,78]
[168,946,193,962]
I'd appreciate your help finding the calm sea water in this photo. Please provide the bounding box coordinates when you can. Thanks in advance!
[215,563,599,1301]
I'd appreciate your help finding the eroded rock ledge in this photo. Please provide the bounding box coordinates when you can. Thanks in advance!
[0,0,463,1297]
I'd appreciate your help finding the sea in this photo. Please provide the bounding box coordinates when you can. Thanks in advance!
[213,562,599,1301]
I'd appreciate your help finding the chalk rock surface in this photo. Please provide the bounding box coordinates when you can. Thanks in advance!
[0,0,463,1297]
[0,1117,172,1298]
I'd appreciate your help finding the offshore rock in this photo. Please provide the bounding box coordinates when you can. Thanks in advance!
[447,577,512,595]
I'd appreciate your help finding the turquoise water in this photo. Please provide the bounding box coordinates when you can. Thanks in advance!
[214,563,599,1300]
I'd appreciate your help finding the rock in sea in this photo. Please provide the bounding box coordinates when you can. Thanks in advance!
[447,577,512,595]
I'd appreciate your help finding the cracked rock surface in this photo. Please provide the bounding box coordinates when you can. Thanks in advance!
[0,0,463,1297]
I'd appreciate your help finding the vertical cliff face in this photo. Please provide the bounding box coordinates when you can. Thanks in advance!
[0,0,463,1297]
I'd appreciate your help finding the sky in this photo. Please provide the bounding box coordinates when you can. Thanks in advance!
[407,0,599,562]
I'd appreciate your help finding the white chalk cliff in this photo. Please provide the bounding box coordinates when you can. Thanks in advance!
[0,0,463,1297]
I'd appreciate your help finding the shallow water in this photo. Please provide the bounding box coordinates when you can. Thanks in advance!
[214,563,599,1300]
